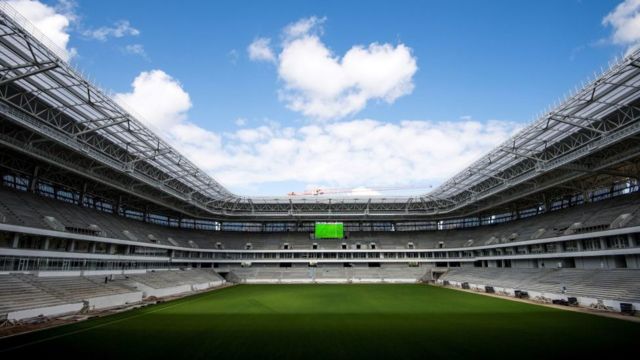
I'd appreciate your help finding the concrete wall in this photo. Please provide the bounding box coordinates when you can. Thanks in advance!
[36,271,82,277]
[35,269,173,278]
[241,278,418,284]
[129,280,224,298]
[144,284,192,297]
[87,292,143,310]
[7,302,84,321]
[192,281,224,291]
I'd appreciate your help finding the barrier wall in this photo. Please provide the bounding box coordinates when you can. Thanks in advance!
[7,303,84,321]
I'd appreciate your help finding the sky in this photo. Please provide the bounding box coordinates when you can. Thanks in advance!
[4,0,640,196]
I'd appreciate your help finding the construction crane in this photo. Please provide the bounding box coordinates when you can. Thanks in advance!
[287,184,433,196]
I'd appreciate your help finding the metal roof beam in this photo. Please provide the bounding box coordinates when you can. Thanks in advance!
[74,118,129,136]
[548,115,605,134]
[0,62,57,86]
[0,60,55,72]
[498,147,541,162]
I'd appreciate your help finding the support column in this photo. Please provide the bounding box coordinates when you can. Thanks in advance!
[78,182,88,207]
[116,196,122,216]
[11,233,19,248]
[28,166,39,193]
[542,194,550,213]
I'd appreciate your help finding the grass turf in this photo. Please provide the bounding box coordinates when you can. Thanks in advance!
[1,284,639,359]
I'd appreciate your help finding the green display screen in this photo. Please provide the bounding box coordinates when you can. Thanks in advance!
[315,222,344,239]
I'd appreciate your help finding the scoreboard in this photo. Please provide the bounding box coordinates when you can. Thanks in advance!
[314,222,344,239]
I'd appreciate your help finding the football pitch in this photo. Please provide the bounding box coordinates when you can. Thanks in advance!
[1,284,638,359]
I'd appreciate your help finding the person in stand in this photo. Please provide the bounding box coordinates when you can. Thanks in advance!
[104,276,108,284]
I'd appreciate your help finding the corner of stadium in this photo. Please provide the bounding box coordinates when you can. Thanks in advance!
[0,2,638,359]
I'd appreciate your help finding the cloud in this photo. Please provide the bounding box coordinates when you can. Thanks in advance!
[248,37,276,62]
[198,119,520,193]
[114,70,191,129]
[249,16,418,120]
[228,49,239,65]
[283,16,326,40]
[55,0,77,20]
[115,74,516,193]
[82,19,139,41]
[603,0,640,54]
[123,43,147,58]
[6,0,77,61]
[235,117,247,126]
[116,69,520,195]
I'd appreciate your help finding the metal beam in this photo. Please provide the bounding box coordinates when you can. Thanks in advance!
[0,62,58,86]
[74,118,129,136]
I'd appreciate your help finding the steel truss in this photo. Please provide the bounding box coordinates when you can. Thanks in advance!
[1,3,640,220]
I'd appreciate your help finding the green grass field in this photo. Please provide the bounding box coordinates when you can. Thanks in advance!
[1,284,639,359]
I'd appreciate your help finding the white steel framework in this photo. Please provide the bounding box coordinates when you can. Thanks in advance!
[1,3,640,219]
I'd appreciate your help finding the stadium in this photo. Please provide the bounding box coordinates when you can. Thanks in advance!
[0,1,639,358]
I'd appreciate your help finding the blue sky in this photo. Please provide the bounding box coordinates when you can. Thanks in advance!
[7,0,636,196]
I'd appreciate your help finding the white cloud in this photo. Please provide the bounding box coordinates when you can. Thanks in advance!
[235,117,247,126]
[603,0,640,54]
[6,0,77,61]
[83,20,139,41]
[283,16,325,40]
[114,70,191,129]
[123,43,147,58]
[228,49,239,65]
[250,16,418,120]
[117,69,520,196]
[183,118,520,194]
[247,37,276,62]
[55,0,77,20]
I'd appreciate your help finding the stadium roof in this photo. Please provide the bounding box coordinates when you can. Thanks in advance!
[1,3,640,219]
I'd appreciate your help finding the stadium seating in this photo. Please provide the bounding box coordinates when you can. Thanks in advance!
[1,187,638,251]
[122,269,224,290]
[0,274,68,318]
[0,269,225,321]
[219,264,429,283]
[12,274,136,303]
[439,268,640,303]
